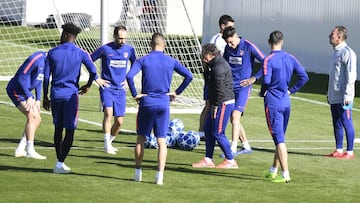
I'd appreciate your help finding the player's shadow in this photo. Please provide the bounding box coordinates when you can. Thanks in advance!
[252,147,327,157]
[0,138,52,147]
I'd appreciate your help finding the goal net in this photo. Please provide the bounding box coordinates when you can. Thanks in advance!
[0,0,204,111]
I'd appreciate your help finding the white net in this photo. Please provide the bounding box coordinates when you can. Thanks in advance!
[0,0,204,109]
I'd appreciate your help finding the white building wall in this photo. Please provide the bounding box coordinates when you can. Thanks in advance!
[202,0,360,80]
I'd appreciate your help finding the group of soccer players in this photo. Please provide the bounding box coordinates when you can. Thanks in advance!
[6,15,356,185]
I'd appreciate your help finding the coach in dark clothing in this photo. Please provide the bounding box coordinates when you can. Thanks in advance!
[192,43,238,169]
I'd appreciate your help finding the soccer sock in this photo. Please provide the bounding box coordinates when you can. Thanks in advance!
[198,131,205,137]
[104,134,110,148]
[204,157,213,163]
[242,141,251,150]
[56,161,64,168]
[17,135,27,150]
[156,171,163,183]
[282,171,290,180]
[347,151,353,155]
[26,140,35,153]
[231,141,238,153]
[110,135,116,143]
[336,149,344,153]
[270,166,278,174]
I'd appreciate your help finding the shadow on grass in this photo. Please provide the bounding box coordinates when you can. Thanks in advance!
[252,147,327,157]
[0,138,53,147]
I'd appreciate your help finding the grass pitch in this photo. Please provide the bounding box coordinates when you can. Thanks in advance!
[0,77,360,203]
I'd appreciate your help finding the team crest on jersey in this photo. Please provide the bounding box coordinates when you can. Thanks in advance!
[123,52,129,58]
[239,50,244,56]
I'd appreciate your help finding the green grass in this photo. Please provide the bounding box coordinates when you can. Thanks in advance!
[0,76,360,203]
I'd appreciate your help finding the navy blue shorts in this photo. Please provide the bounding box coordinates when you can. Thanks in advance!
[51,94,79,129]
[136,105,169,138]
[100,88,126,117]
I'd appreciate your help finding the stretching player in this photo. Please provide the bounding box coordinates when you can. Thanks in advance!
[192,43,238,169]
[91,25,136,155]
[43,23,107,174]
[222,26,265,156]
[127,33,193,185]
[254,30,308,183]
[199,15,235,140]
[6,51,47,159]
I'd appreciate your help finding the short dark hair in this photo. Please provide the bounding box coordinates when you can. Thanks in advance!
[222,26,237,40]
[202,43,220,57]
[335,25,347,40]
[268,30,283,45]
[218,15,234,27]
[113,25,127,35]
[62,23,81,37]
[151,33,165,47]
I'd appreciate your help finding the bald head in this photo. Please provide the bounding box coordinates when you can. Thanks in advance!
[151,33,166,51]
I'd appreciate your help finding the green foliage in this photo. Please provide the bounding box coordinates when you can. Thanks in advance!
[0,76,360,203]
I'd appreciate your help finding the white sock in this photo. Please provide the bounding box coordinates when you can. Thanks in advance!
[347,151,353,155]
[231,141,238,153]
[26,140,35,153]
[270,166,278,174]
[198,131,205,137]
[56,161,64,168]
[204,157,213,163]
[110,135,116,143]
[336,149,343,153]
[282,171,290,179]
[17,135,27,150]
[104,134,110,147]
[242,141,251,150]
[156,171,163,183]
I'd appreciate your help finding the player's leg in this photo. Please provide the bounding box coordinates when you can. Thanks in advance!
[192,110,216,168]
[109,91,126,152]
[327,104,344,157]
[134,135,146,181]
[214,103,238,169]
[338,107,355,159]
[101,89,116,154]
[198,100,210,140]
[153,106,169,185]
[134,106,154,182]
[234,87,252,154]
[53,94,78,174]
[15,98,45,159]
[268,107,290,183]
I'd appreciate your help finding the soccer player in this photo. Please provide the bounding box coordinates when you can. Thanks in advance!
[126,33,193,185]
[199,15,235,140]
[91,25,136,155]
[259,30,309,183]
[192,43,238,169]
[326,25,357,159]
[222,26,265,156]
[43,23,107,174]
[6,51,47,159]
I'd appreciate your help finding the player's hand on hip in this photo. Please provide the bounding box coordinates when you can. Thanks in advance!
[79,85,90,95]
[96,78,110,89]
[167,92,177,101]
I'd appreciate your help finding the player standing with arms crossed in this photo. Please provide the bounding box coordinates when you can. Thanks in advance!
[326,25,357,159]
[43,23,107,174]
[91,25,136,155]
[222,26,265,156]
[126,33,193,185]
[6,51,47,159]
[247,31,308,183]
